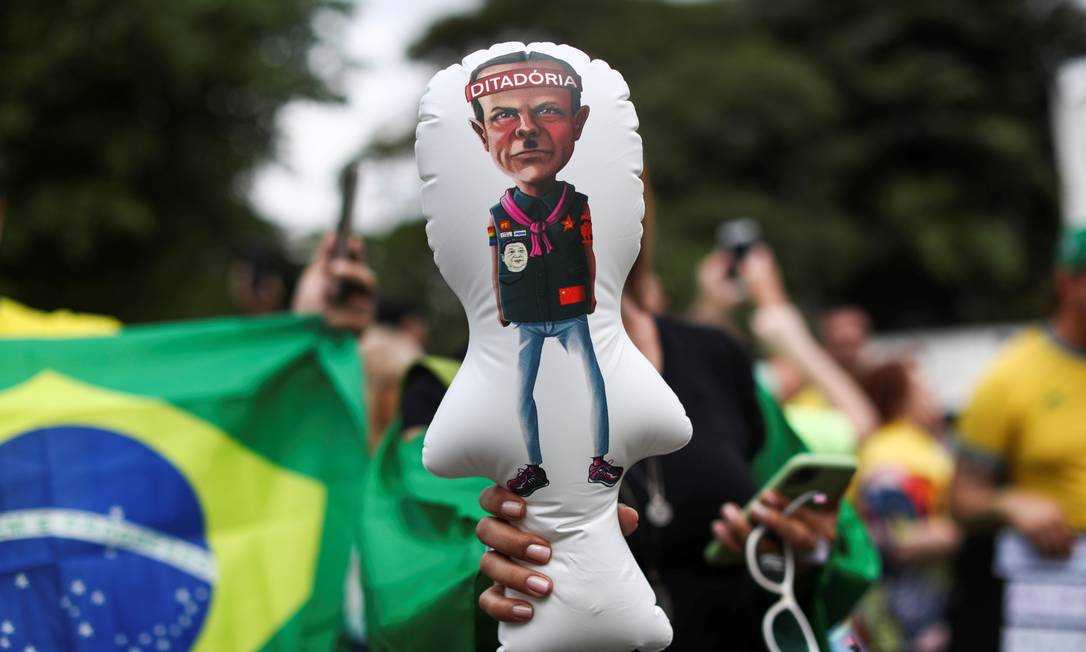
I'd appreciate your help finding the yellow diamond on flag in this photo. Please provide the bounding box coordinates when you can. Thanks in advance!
[0,371,327,652]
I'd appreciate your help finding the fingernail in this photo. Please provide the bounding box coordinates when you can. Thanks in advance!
[526,544,551,563]
[526,575,551,596]
[751,503,769,519]
[501,501,524,519]
[512,605,533,620]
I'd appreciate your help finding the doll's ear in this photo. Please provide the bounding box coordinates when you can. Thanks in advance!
[572,105,590,141]
[469,119,489,151]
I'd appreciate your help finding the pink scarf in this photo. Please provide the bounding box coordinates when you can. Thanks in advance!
[500,183,569,257]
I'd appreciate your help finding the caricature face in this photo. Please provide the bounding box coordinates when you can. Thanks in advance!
[471,61,590,193]
[502,242,529,272]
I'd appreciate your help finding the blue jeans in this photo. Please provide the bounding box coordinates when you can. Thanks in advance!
[515,315,608,465]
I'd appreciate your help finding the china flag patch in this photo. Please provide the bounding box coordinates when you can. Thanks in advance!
[499,220,511,231]
[580,220,592,243]
[558,285,586,305]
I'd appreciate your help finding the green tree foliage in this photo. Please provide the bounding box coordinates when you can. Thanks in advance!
[0,0,344,321]
[409,0,1086,328]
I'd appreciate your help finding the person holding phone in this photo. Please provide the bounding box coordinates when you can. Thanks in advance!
[691,235,878,457]
[290,231,376,334]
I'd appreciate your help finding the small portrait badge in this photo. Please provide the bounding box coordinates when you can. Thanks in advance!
[502,242,529,272]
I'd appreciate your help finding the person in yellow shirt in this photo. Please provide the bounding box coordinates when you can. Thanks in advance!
[853,359,961,652]
[951,227,1086,557]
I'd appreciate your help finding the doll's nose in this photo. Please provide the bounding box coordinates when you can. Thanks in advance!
[516,114,539,138]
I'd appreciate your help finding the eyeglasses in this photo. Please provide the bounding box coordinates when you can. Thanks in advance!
[744,490,826,652]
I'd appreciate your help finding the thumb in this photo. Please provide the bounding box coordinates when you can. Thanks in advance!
[617,503,639,537]
[311,232,337,266]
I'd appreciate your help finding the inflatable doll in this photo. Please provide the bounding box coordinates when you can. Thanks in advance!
[417,42,692,651]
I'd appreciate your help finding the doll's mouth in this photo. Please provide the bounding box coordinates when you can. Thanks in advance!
[513,149,551,159]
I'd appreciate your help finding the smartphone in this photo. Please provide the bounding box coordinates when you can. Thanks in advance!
[715,218,761,279]
[332,161,362,303]
[704,453,857,566]
[334,160,360,260]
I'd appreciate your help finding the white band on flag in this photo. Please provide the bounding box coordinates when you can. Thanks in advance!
[0,508,217,583]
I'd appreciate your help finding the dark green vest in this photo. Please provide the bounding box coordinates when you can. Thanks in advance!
[492,188,591,324]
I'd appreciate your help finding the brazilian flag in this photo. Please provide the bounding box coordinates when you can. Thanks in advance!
[0,315,367,651]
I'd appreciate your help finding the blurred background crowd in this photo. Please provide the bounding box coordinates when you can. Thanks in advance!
[3,0,1086,651]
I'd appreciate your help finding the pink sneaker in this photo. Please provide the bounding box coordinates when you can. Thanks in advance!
[506,465,549,497]
[588,458,623,487]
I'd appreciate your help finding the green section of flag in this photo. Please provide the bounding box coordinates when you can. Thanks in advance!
[0,314,367,651]
[356,355,498,651]
[359,417,497,652]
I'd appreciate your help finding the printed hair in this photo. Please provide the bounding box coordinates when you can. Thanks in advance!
[469,51,581,122]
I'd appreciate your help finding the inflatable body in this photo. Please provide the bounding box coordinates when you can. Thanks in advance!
[417,42,692,651]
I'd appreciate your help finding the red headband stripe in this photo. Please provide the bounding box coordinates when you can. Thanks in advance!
[465,68,582,102]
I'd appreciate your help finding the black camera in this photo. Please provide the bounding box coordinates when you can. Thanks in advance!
[715,218,762,279]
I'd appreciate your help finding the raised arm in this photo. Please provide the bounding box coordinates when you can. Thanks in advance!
[742,246,879,441]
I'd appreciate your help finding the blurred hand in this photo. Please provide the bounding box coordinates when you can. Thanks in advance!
[749,302,809,354]
[475,485,639,622]
[999,491,1074,558]
[711,489,838,558]
[889,517,962,565]
[694,249,743,313]
[292,232,377,334]
[737,245,788,307]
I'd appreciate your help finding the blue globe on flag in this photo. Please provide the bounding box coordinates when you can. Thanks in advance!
[0,426,215,652]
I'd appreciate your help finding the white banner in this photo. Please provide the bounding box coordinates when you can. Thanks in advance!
[995,530,1086,650]
[1053,58,1086,227]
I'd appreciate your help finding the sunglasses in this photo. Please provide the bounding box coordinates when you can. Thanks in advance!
[744,490,826,652]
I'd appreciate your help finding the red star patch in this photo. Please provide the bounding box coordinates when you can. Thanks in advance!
[562,215,574,231]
